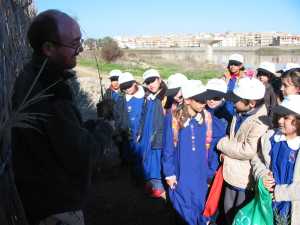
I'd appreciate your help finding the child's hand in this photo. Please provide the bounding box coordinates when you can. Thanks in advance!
[262,172,275,192]
[166,177,177,190]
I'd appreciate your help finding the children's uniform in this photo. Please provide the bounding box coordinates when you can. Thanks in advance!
[125,86,145,171]
[104,87,121,102]
[207,105,228,180]
[223,72,242,117]
[136,93,164,191]
[162,113,211,225]
[252,130,300,225]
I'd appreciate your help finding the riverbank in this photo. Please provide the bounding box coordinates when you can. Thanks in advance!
[77,57,222,82]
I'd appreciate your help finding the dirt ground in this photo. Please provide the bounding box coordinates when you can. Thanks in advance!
[84,166,174,225]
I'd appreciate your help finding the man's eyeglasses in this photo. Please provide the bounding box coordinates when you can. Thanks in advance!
[50,39,84,55]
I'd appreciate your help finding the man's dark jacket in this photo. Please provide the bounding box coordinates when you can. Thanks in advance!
[12,56,103,224]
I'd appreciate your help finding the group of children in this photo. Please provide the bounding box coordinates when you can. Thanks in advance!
[101,54,300,225]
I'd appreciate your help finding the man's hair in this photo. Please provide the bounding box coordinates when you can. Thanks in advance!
[27,10,71,54]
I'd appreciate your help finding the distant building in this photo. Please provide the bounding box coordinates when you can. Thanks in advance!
[114,32,300,49]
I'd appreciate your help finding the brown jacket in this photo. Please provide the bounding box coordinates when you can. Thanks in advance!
[217,105,269,189]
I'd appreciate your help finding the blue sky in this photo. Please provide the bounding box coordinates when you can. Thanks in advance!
[36,0,300,38]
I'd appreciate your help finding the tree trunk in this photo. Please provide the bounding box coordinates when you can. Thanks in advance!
[0,1,35,224]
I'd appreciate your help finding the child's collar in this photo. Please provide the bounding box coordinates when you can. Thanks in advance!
[126,85,145,101]
[274,131,300,150]
[183,113,204,128]
[147,89,161,100]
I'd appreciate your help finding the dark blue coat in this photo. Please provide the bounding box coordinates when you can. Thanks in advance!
[207,106,228,180]
[136,95,164,180]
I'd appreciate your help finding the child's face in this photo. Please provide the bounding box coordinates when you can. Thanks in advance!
[235,100,252,113]
[146,78,161,94]
[174,90,183,104]
[189,99,206,113]
[278,115,297,137]
[258,75,269,85]
[281,77,300,96]
[229,64,242,74]
[207,98,223,109]
[111,81,119,90]
[125,83,137,95]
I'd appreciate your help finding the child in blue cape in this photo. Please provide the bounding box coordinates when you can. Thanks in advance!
[117,72,145,171]
[104,69,122,102]
[205,78,229,181]
[223,54,245,117]
[251,95,300,225]
[136,69,167,198]
[162,80,212,225]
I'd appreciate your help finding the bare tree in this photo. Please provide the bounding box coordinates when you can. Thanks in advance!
[100,37,123,62]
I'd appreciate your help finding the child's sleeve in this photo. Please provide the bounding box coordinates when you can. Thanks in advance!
[274,182,300,201]
[162,113,176,178]
[251,131,273,181]
[217,120,268,160]
[207,137,220,183]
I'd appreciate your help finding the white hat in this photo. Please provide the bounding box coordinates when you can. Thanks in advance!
[142,69,160,82]
[233,77,265,100]
[206,78,228,100]
[167,73,188,89]
[278,63,300,73]
[229,54,244,64]
[257,61,276,75]
[273,95,300,116]
[165,73,188,96]
[206,78,227,93]
[108,69,122,79]
[182,80,207,101]
[118,72,134,85]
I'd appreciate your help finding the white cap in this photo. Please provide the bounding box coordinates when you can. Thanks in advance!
[206,78,227,93]
[182,80,206,99]
[118,72,134,85]
[108,69,122,78]
[166,73,188,89]
[233,77,265,100]
[142,69,160,81]
[257,61,276,74]
[273,95,300,116]
[229,54,244,64]
[280,63,300,73]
